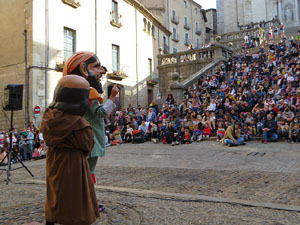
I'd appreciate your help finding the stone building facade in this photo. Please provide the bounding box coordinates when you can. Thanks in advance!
[138,0,208,52]
[205,8,217,35]
[217,0,300,34]
[0,0,170,129]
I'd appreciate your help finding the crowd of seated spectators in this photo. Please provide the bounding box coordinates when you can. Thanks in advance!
[0,122,46,166]
[1,35,299,151]
[105,36,300,147]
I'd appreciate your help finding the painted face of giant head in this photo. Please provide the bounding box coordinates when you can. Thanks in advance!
[85,59,105,94]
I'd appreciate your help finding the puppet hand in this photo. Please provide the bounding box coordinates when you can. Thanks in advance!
[109,85,119,101]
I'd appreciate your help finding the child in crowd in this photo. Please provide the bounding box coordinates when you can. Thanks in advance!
[124,124,133,143]
[149,122,158,143]
[202,123,211,137]
[291,123,300,143]
[192,123,202,142]
[256,118,264,136]
[210,112,216,130]
[248,119,257,136]
[278,120,289,141]
[183,128,192,144]
[39,141,47,158]
[240,124,250,141]
[216,123,226,142]
[32,148,41,160]
[244,112,253,125]
[110,125,123,145]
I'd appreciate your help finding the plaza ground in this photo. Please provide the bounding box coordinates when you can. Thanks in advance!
[1,141,300,224]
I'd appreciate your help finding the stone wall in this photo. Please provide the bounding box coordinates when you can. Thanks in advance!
[218,0,300,34]
[206,9,217,34]
[0,0,33,130]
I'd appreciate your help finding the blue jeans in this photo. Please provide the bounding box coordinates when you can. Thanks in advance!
[263,131,278,142]
[224,137,244,146]
[27,143,34,160]
[20,144,29,160]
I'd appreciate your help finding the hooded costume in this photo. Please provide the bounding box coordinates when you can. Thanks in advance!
[63,52,116,183]
[40,75,99,225]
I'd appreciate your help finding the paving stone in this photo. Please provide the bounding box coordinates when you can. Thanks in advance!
[1,141,300,224]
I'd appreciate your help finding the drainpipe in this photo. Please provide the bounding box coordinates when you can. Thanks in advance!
[95,0,97,55]
[135,9,139,107]
[45,0,49,109]
[24,9,29,127]
[190,0,194,42]
[167,0,170,49]
[236,0,238,22]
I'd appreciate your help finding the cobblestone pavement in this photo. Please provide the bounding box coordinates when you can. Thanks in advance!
[0,141,300,224]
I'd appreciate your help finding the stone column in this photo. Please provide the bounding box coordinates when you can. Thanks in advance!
[278,0,283,23]
[295,0,299,22]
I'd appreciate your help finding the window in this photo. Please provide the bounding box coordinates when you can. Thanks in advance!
[112,1,118,21]
[184,0,187,8]
[143,18,147,31]
[196,23,199,31]
[173,48,178,53]
[112,44,120,72]
[147,22,151,34]
[148,58,152,76]
[173,28,177,34]
[197,38,200,48]
[163,36,168,53]
[195,8,198,14]
[172,10,176,17]
[185,33,188,40]
[184,16,188,26]
[151,25,155,37]
[64,28,76,62]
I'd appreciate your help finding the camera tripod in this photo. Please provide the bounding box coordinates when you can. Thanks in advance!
[0,109,34,184]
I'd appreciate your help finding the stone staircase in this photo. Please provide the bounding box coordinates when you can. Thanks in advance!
[285,27,299,38]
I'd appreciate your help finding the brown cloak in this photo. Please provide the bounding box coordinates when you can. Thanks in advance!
[40,108,99,225]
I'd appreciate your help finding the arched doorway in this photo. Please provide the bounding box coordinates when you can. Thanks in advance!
[107,84,124,112]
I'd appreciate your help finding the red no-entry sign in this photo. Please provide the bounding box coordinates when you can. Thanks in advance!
[34,106,41,114]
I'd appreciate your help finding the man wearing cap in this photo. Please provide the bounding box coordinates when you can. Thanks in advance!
[41,75,99,225]
[63,52,118,212]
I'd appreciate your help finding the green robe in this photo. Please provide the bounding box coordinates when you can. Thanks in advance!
[84,99,116,158]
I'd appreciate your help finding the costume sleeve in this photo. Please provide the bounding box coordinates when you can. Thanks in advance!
[103,99,116,115]
[90,99,116,118]
[73,127,95,156]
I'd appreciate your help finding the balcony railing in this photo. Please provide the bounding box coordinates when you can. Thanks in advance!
[195,29,201,35]
[184,22,191,30]
[184,38,192,46]
[171,15,180,24]
[157,45,233,66]
[110,11,122,28]
[172,33,180,42]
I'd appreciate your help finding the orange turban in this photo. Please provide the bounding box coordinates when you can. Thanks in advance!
[62,51,95,76]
